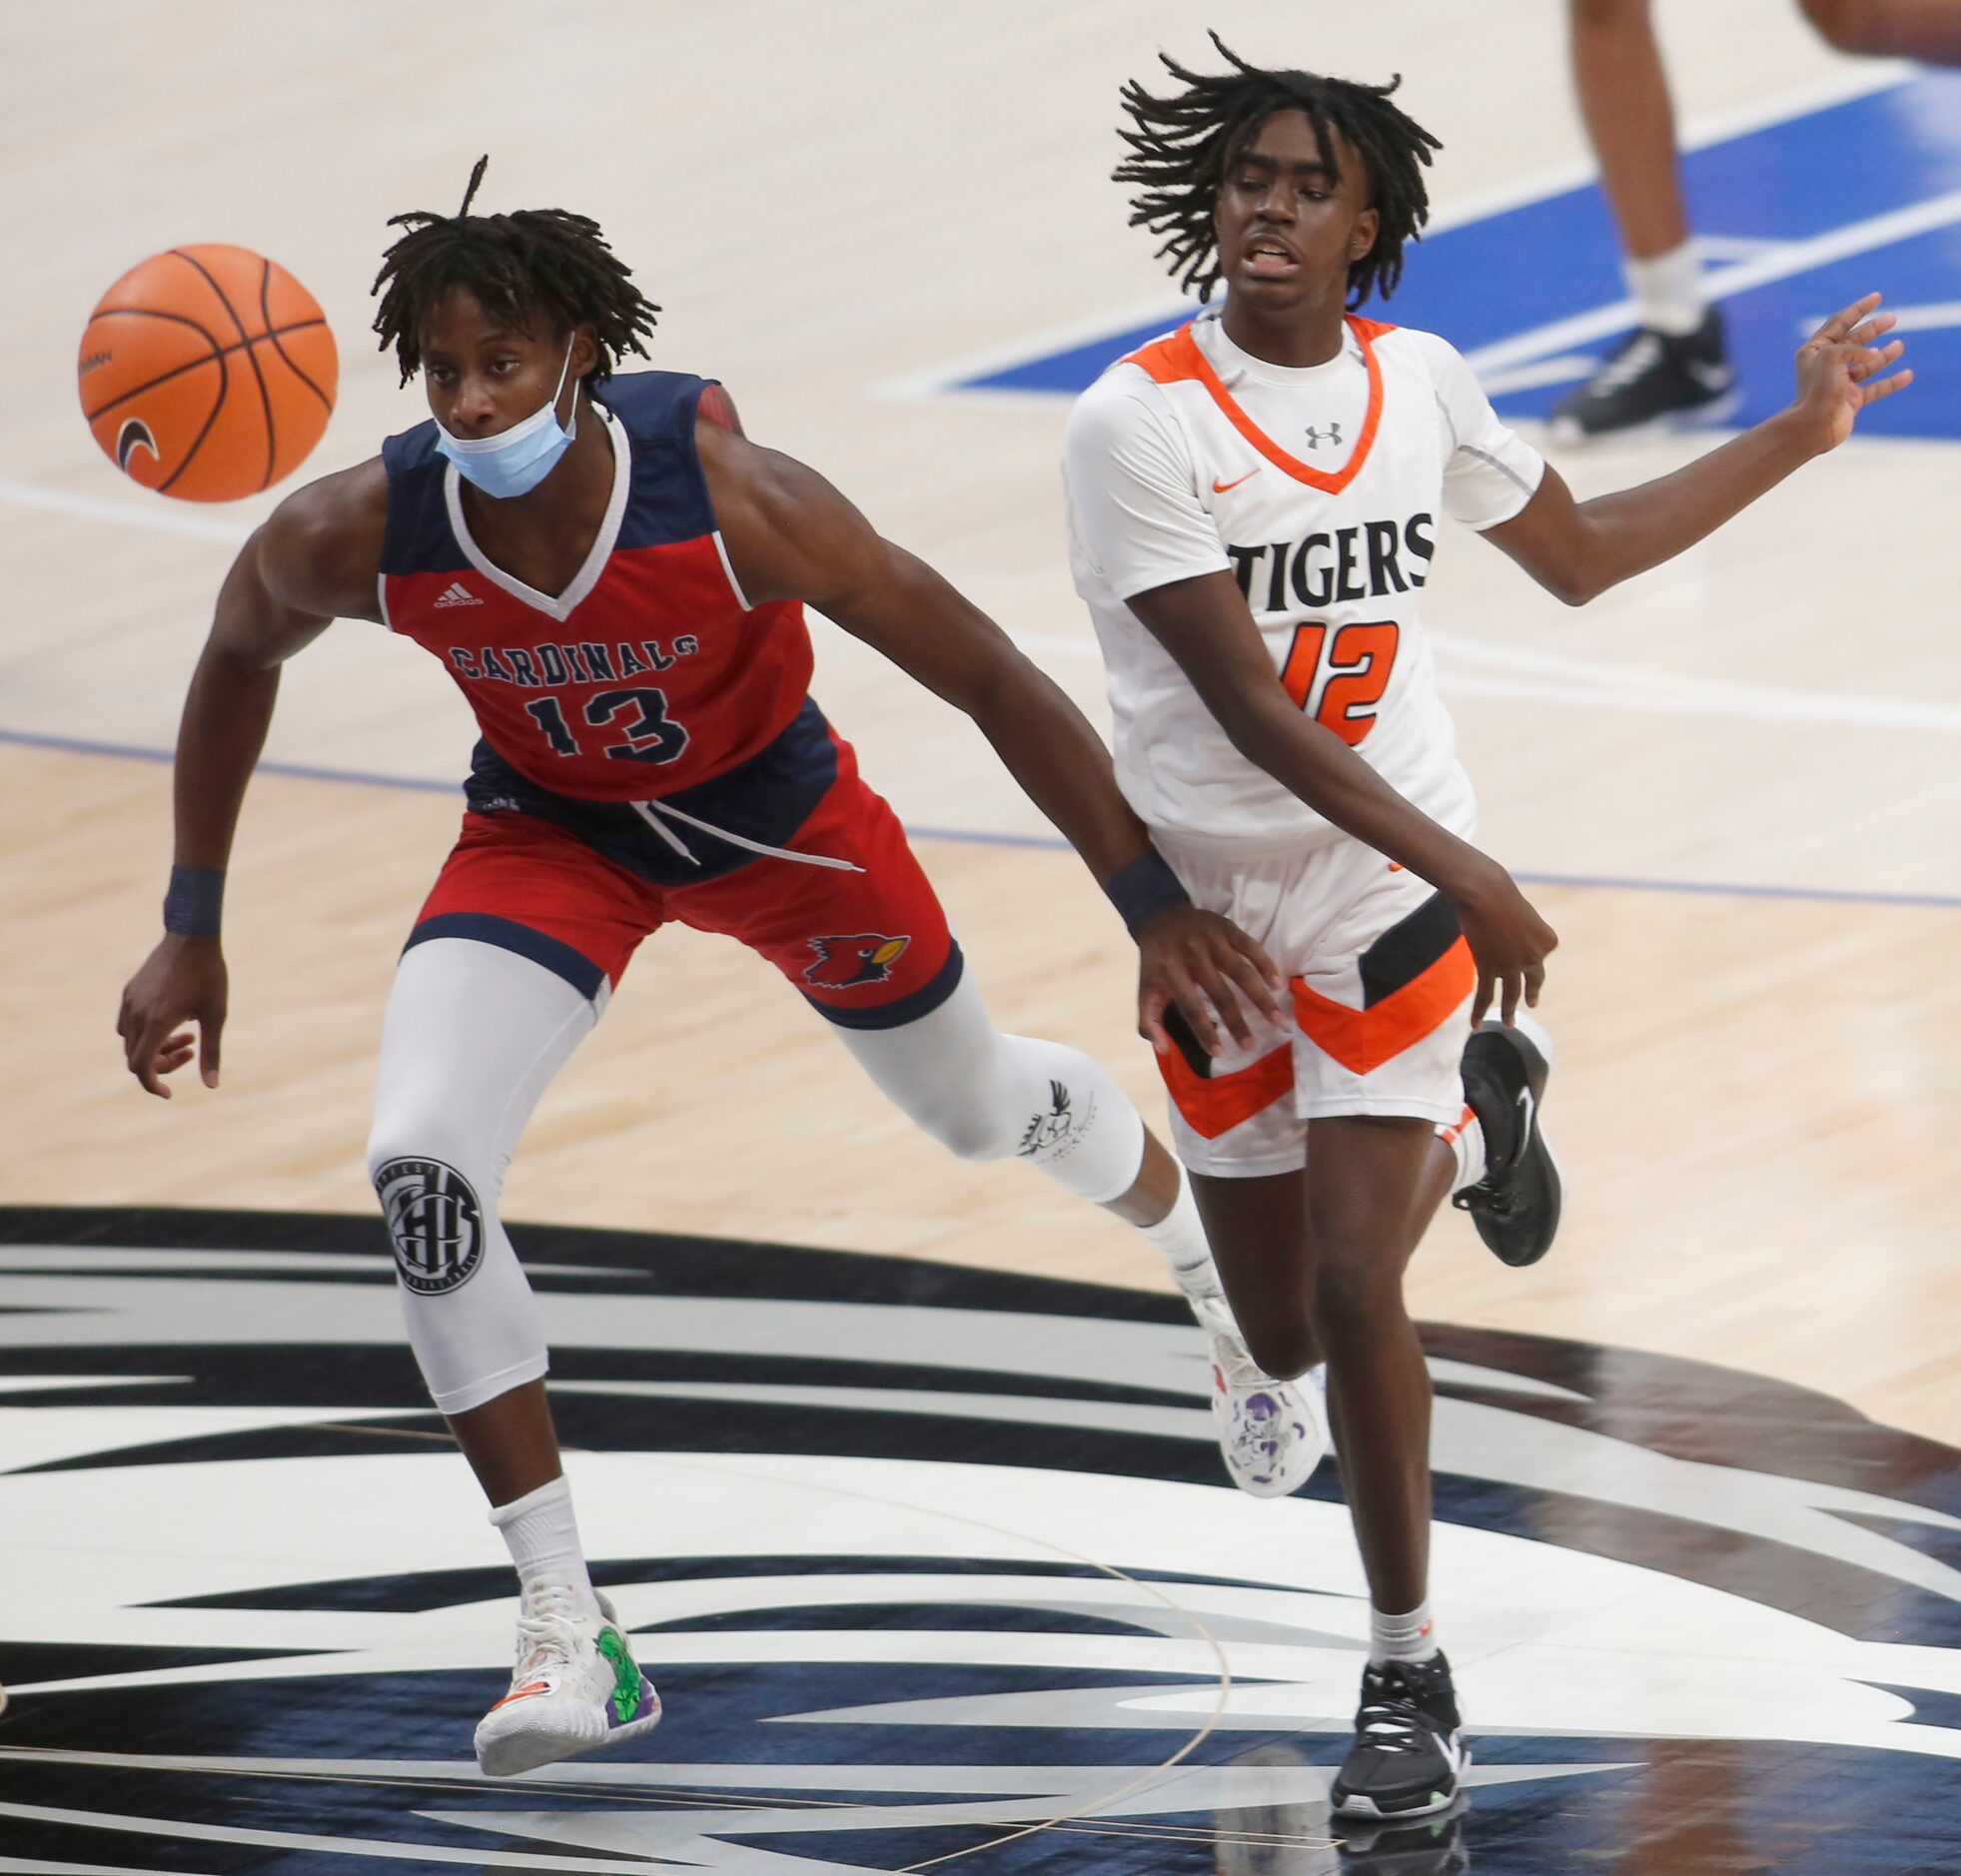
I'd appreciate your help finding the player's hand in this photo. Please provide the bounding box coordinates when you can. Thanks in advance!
[1448,856,1556,1028]
[118,935,229,1098]
[1790,293,1912,453]
[1136,903,1286,1057]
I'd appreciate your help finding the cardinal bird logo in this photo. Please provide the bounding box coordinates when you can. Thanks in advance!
[803,932,911,989]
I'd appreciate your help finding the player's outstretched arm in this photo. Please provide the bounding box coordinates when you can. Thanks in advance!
[1486,293,1912,604]
[117,462,388,1098]
[1126,569,1557,1026]
[697,423,1284,1053]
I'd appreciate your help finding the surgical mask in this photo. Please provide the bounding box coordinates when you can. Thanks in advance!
[434,339,578,499]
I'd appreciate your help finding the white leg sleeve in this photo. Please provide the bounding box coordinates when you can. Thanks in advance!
[365,938,599,1416]
[831,967,1148,1206]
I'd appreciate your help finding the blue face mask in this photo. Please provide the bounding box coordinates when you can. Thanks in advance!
[434,339,578,499]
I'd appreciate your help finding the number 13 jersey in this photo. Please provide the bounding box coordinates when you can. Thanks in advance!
[1062,307,1543,854]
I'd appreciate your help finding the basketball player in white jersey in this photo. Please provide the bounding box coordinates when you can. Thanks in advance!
[1065,37,1911,1824]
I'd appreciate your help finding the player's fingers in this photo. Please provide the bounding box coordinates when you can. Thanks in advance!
[1862,368,1915,405]
[1850,339,1906,381]
[1137,984,1173,1055]
[1173,975,1225,1058]
[1524,958,1547,1009]
[1813,292,1881,344]
[1848,314,1897,348]
[129,1024,175,1099]
[1470,973,1493,1029]
[199,1014,223,1089]
[1199,964,1258,1051]
[1499,968,1521,1028]
[1215,938,1285,1022]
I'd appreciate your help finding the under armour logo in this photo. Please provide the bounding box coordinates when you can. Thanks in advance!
[1303,421,1344,450]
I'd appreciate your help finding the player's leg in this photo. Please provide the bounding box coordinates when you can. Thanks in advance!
[671,749,1323,1497]
[367,813,661,1776]
[1553,0,1735,440]
[1799,0,1961,58]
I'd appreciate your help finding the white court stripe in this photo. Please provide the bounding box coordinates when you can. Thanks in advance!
[0,476,250,544]
[1467,185,1961,378]
[1000,623,1961,734]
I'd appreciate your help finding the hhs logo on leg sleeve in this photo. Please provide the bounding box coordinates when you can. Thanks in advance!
[374,1158,486,1295]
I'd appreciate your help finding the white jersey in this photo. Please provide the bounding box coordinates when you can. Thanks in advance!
[1062,307,1543,853]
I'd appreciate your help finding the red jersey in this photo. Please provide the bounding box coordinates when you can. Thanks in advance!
[379,371,811,802]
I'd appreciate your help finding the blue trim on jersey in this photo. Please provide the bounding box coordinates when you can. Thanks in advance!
[805,942,966,1030]
[405,911,606,1000]
[464,695,840,887]
[380,372,720,577]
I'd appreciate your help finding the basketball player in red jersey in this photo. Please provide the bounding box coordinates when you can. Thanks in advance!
[114,160,1315,1777]
[1068,39,1910,1827]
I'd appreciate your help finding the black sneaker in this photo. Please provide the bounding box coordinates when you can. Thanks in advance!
[1454,1011,1562,1269]
[1548,308,1737,442]
[1331,1653,1468,1820]
[1339,1795,1471,1873]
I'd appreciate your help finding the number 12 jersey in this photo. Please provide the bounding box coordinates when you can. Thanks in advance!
[1062,307,1543,854]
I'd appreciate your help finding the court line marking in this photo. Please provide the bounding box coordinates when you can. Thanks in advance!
[7,721,1959,912]
[874,63,1915,400]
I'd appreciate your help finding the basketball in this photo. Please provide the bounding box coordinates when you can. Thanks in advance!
[76,244,338,503]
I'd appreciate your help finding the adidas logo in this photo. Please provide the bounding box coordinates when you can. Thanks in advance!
[433,580,484,608]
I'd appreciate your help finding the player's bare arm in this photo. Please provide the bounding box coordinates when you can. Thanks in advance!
[1124,568,1556,1026]
[696,417,1285,1052]
[1488,294,1911,602]
[117,462,389,1098]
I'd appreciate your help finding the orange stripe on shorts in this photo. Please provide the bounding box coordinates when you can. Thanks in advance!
[1156,1038,1295,1141]
[1291,936,1476,1077]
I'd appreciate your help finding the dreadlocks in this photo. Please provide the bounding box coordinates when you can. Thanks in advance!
[1115,33,1441,308]
[371,156,658,388]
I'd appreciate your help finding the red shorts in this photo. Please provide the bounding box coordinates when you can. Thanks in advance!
[409,735,960,1029]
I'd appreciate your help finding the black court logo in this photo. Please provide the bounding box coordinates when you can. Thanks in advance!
[373,1157,485,1295]
[804,932,910,990]
[115,417,159,473]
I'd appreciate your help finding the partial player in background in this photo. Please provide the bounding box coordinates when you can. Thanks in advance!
[1556,0,1961,439]
[115,163,1312,1780]
[1070,34,1909,1821]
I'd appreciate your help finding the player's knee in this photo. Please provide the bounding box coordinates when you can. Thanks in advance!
[365,1107,498,1222]
[910,1092,1021,1164]
[1312,1248,1407,1337]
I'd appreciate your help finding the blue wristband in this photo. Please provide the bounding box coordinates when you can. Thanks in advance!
[163,865,225,937]
[1105,850,1190,937]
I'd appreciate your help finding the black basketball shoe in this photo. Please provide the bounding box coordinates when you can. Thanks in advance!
[1339,1796,1471,1873]
[1331,1653,1468,1821]
[1454,1011,1561,1268]
[1548,308,1737,442]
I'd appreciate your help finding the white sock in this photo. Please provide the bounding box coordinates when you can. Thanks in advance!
[1139,1169,1226,1311]
[1439,1106,1485,1194]
[489,1474,600,1616]
[1624,242,1704,337]
[1371,1597,1441,1666]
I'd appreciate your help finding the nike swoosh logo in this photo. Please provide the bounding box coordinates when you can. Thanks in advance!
[1686,360,1735,392]
[1212,469,1261,492]
[1515,1084,1536,1152]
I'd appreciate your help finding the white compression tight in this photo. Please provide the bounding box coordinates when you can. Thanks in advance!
[368,941,1149,1416]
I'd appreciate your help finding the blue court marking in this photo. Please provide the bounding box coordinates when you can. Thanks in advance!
[11,720,1960,913]
[959,73,1961,441]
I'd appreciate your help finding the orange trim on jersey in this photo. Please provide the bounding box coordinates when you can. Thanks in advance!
[1157,1039,1295,1140]
[1291,936,1475,1077]
[1122,317,1395,495]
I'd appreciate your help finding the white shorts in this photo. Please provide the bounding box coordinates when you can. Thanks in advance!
[1154,811,1477,1179]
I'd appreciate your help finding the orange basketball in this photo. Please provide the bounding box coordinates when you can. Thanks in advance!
[77,244,338,503]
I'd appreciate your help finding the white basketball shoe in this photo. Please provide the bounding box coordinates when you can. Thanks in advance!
[474,1585,662,1778]
[1194,1294,1329,1498]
